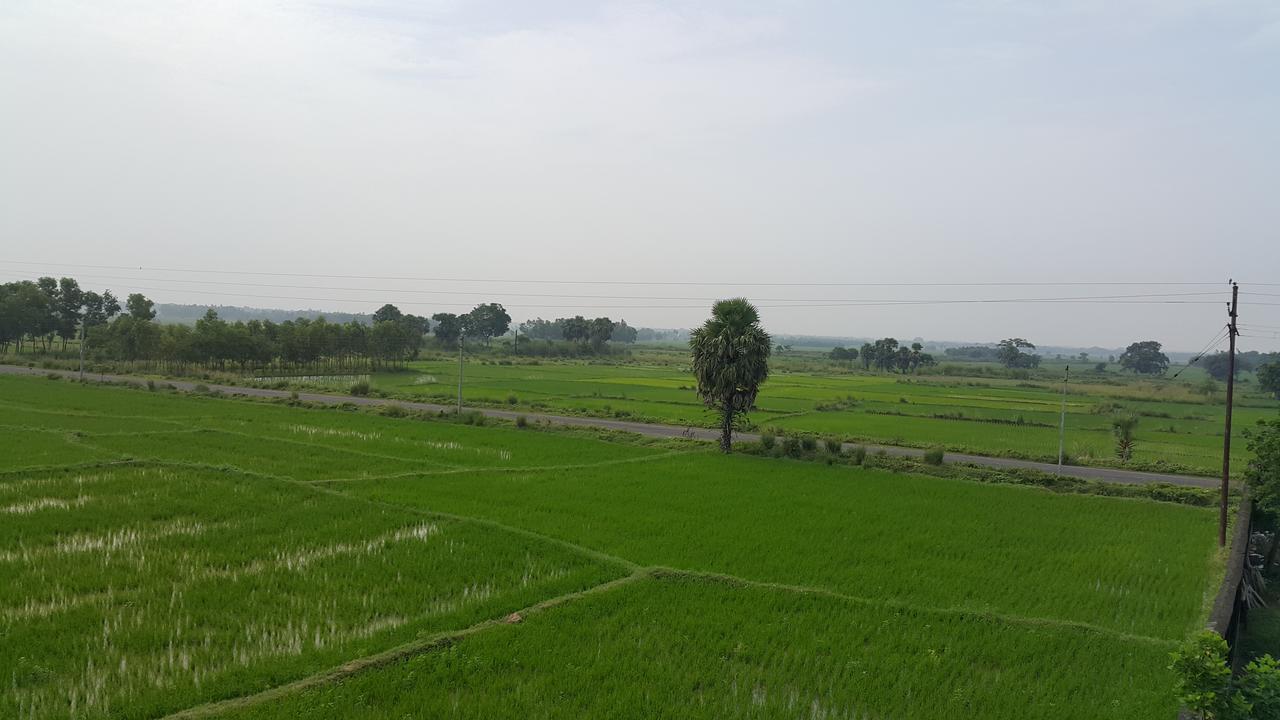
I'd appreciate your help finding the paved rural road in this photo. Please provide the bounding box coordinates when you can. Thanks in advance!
[1,364,1221,488]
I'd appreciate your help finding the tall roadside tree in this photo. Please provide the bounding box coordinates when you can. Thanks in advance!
[1259,362,1280,400]
[996,338,1040,369]
[1118,340,1170,375]
[690,298,771,453]
[1246,418,1280,568]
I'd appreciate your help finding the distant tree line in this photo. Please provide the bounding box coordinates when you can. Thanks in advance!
[520,317,637,349]
[1,276,658,370]
[841,339,936,373]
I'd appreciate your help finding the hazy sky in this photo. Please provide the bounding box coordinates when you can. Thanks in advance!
[2,1,1277,351]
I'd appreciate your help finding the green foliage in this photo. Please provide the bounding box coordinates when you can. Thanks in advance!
[759,431,775,450]
[1119,340,1170,375]
[1170,631,1246,719]
[848,445,867,465]
[1246,419,1280,521]
[923,446,946,465]
[1169,631,1280,720]
[800,435,818,452]
[1113,413,1139,462]
[823,436,842,454]
[350,379,371,396]
[689,299,771,452]
[1260,363,1280,400]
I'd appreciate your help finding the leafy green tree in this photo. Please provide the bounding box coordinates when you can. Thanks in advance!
[561,315,590,344]
[126,293,156,321]
[996,338,1040,369]
[465,303,511,345]
[588,317,615,349]
[612,319,638,344]
[55,277,84,350]
[431,313,463,346]
[1247,418,1280,567]
[1119,340,1170,375]
[690,298,772,453]
[372,304,403,324]
[1259,362,1280,400]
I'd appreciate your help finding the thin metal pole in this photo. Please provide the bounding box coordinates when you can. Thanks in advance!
[1219,282,1239,548]
[1058,365,1069,471]
[457,331,464,414]
[78,322,85,382]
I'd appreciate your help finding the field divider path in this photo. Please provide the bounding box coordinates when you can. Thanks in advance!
[0,364,1219,488]
[312,448,704,484]
[158,569,652,720]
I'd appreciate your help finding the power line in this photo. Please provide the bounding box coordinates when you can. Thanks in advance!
[0,275,1230,311]
[0,270,1228,305]
[0,259,1228,288]
[1171,325,1231,379]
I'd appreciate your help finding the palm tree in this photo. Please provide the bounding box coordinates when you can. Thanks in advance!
[690,298,772,453]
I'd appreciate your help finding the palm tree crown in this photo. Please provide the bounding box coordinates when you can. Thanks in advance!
[689,298,771,452]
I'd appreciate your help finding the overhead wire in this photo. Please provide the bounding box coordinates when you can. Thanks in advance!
[0,259,1229,288]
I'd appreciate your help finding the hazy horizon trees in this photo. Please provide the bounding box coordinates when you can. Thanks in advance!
[996,338,1041,369]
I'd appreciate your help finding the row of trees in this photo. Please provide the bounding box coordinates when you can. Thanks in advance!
[828,339,937,373]
[520,317,637,348]
[1,276,654,370]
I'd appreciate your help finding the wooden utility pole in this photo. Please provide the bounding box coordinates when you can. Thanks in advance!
[1219,281,1239,548]
[78,321,85,382]
[1057,365,1069,472]
[457,330,465,414]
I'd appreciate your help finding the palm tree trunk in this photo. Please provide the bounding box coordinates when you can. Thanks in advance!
[720,406,733,453]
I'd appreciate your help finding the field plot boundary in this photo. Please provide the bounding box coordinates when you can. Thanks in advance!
[159,570,651,720]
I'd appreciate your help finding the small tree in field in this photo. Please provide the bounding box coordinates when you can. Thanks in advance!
[1112,414,1138,462]
[690,299,771,453]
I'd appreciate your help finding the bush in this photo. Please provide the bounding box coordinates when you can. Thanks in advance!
[848,446,867,465]
[760,432,776,450]
[782,436,802,458]
[45,372,60,381]
[800,436,818,452]
[923,447,945,465]
[824,437,842,454]
[193,383,210,394]
[380,403,408,418]
[506,394,518,405]
[349,380,371,396]
[515,415,528,429]
[146,379,156,392]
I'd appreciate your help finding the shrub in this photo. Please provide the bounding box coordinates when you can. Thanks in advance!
[923,447,946,465]
[760,432,776,450]
[800,436,818,452]
[193,383,210,394]
[782,436,802,458]
[46,372,60,381]
[848,446,867,465]
[515,415,528,429]
[349,380,371,396]
[824,437,842,454]
[146,379,156,391]
[380,403,408,418]
[506,394,518,405]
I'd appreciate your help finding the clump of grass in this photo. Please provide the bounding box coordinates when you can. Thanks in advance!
[506,394,518,405]
[923,446,945,465]
[193,383,210,394]
[350,380,371,396]
[824,437,842,455]
[380,403,408,418]
[848,446,867,465]
[800,436,817,452]
[515,415,528,429]
[759,432,775,450]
